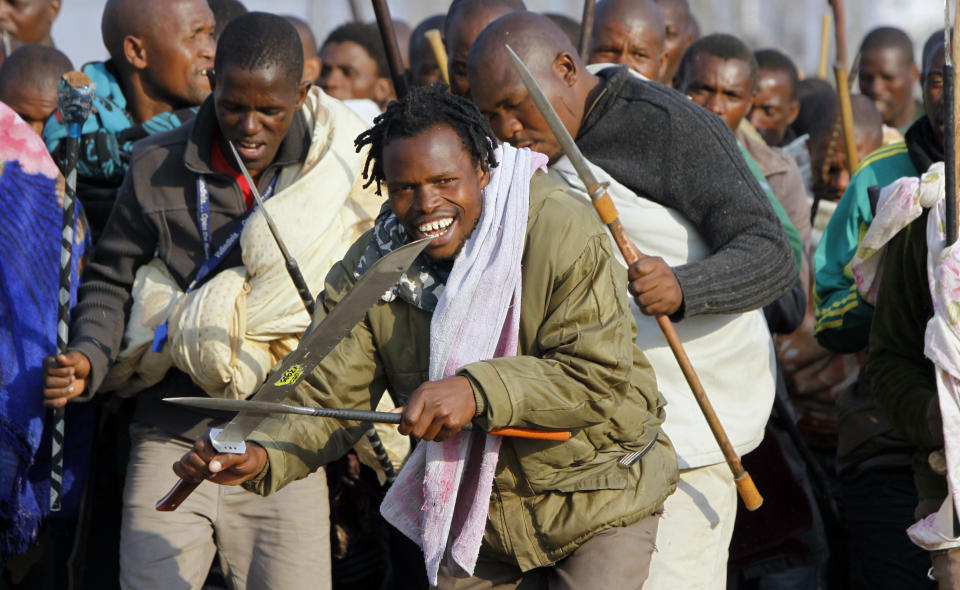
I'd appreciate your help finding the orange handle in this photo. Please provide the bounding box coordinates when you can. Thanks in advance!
[489,427,571,441]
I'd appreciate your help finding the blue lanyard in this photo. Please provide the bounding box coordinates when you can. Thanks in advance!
[151,173,278,353]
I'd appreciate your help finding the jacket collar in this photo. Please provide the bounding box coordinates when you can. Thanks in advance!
[183,95,310,176]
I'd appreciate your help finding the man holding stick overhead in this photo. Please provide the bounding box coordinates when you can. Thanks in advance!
[42,13,381,589]
[173,84,678,589]
[466,13,794,589]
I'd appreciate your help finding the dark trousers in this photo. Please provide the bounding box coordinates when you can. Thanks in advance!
[841,467,935,590]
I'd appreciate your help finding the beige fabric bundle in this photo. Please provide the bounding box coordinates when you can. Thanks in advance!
[101,87,381,399]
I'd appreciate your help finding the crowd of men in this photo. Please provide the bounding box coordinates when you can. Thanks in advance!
[0,0,954,589]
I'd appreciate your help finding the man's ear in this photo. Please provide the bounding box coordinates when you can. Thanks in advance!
[373,77,396,109]
[656,51,669,83]
[295,80,310,109]
[123,35,148,71]
[48,0,61,21]
[787,100,800,126]
[553,52,578,88]
[910,63,920,84]
[477,163,491,191]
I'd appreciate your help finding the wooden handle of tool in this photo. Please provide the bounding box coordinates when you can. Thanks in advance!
[602,213,763,510]
[424,29,450,85]
[735,472,763,511]
[490,427,571,441]
[155,479,200,512]
[833,65,859,173]
[817,12,832,79]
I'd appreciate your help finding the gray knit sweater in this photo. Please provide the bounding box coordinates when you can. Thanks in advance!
[576,67,796,317]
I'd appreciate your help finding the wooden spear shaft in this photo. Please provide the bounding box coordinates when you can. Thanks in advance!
[817,12,832,79]
[946,0,960,245]
[425,29,450,85]
[578,0,596,59]
[830,0,859,173]
[370,0,409,99]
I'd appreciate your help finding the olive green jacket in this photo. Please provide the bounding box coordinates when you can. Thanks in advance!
[244,172,678,570]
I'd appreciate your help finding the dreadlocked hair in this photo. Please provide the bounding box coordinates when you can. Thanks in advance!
[354,84,499,195]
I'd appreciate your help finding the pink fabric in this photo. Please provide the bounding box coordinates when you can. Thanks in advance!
[0,103,59,179]
[380,145,548,584]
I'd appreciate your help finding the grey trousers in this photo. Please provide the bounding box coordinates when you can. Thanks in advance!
[119,422,331,590]
[435,512,660,590]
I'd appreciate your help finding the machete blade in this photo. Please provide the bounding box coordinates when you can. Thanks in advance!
[213,237,430,447]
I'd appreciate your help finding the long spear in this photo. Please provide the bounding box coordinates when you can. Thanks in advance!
[817,12,832,80]
[424,29,451,85]
[370,0,409,100]
[578,0,596,59]
[945,0,960,245]
[507,46,763,511]
[50,72,95,511]
[829,0,859,173]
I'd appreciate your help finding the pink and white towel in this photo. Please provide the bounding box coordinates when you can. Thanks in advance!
[380,143,548,584]
[850,165,942,304]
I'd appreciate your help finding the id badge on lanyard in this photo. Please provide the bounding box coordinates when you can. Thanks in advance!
[151,173,278,353]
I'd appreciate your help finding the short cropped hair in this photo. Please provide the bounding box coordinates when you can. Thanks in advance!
[755,48,799,100]
[0,44,72,98]
[321,22,389,79]
[677,33,758,88]
[214,12,303,88]
[859,26,914,64]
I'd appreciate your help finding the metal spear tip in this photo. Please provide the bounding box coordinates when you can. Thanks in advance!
[57,71,96,127]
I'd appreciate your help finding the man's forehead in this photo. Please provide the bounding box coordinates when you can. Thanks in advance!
[756,70,791,92]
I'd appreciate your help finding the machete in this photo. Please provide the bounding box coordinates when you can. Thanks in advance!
[155,237,431,511]
[506,45,763,511]
[161,397,572,442]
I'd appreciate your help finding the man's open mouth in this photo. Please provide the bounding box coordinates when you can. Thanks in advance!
[417,217,455,240]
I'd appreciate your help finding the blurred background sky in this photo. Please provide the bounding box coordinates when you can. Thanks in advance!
[52,0,943,78]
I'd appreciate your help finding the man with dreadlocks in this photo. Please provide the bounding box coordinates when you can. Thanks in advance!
[174,84,678,589]
[42,12,381,589]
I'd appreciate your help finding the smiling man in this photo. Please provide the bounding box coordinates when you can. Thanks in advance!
[0,0,59,48]
[41,12,382,589]
[172,84,678,589]
[42,0,216,243]
[586,0,667,82]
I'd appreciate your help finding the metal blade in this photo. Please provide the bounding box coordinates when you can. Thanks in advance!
[505,45,604,195]
[212,237,431,448]
[165,397,318,416]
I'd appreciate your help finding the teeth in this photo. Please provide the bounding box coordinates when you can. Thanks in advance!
[418,218,453,234]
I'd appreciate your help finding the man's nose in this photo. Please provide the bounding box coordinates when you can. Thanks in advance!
[240,112,260,135]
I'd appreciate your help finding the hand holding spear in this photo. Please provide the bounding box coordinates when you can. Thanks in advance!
[506,46,763,511]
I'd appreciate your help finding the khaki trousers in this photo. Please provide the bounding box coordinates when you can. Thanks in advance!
[644,462,738,590]
[119,422,331,590]
[434,512,660,590]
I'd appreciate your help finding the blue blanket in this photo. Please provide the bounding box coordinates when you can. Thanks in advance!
[0,104,93,557]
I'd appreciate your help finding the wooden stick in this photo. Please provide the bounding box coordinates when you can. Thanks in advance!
[604,216,763,511]
[425,29,450,85]
[947,0,960,245]
[578,0,596,59]
[830,0,859,173]
[370,0,409,99]
[818,12,832,79]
